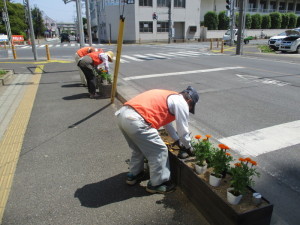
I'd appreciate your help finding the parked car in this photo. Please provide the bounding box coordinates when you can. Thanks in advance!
[223,29,252,44]
[60,33,70,43]
[268,31,287,50]
[278,29,300,53]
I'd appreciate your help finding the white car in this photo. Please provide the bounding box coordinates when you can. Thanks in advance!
[268,31,287,50]
[279,29,300,53]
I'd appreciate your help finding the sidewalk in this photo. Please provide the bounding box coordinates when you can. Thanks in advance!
[0,60,210,224]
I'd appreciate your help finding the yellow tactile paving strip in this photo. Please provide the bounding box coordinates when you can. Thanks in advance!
[0,65,44,222]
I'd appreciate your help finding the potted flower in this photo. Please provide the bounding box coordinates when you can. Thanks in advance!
[96,67,112,85]
[95,67,112,98]
[227,157,260,205]
[192,134,213,174]
[209,144,233,187]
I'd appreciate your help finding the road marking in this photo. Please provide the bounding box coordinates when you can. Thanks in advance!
[122,55,144,61]
[40,45,45,48]
[236,74,290,86]
[71,44,75,47]
[48,45,53,47]
[133,54,156,60]
[219,120,300,157]
[0,65,44,222]
[123,66,244,81]
[63,44,68,47]
[145,54,168,59]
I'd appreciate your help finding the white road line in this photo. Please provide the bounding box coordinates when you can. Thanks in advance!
[120,58,129,63]
[40,45,45,48]
[123,66,244,81]
[133,54,156,60]
[63,44,68,47]
[56,45,60,47]
[145,54,168,59]
[71,44,75,47]
[21,46,30,49]
[122,55,144,61]
[219,120,300,157]
[48,45,53,47]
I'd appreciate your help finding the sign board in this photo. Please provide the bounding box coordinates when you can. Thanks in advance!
[0,34,8,42]
[12,35,24,43]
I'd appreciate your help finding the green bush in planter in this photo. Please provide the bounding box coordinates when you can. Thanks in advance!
[204,11,218,30]
[287,13,297,29]
[281,13,289,29]
[251,14,262,29]
[261,15,271,29]
[218,11,229,30]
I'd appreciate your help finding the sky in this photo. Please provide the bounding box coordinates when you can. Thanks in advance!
[12,0,77,23]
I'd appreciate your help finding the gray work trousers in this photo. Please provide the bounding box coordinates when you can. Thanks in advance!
[116,106,170,186]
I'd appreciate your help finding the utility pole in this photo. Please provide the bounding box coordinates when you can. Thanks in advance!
[2,0,12,46]
[24,0,38,60]
[168,1,172,44]
[85,0,92,46]
[226,0,235,46]
[236,0,246,55]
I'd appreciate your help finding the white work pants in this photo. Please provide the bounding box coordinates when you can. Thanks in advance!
[116,106,170,186]
[74,53,87,86]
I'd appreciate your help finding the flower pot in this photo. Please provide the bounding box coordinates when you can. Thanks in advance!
[227,188,243,205]
[98,82,112,98]
[209,173,222,187]
[195,163,207,175]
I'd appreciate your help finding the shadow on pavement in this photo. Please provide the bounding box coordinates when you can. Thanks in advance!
[74,172,150,208]
[63,93,89,100]
[61,83,85,88]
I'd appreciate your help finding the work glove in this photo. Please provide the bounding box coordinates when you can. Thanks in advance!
[178,146,194,159]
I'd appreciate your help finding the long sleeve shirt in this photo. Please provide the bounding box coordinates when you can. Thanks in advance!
[164,94,191,149]
[97,53,110,73]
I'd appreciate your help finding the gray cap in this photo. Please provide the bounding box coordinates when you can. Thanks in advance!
[182,86,199,114]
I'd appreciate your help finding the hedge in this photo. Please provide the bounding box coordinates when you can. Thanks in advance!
[218,11,229,30]
[270,12,282,29]
[204,11,218,30]
[261,15,271,29]
[251,14,262,29]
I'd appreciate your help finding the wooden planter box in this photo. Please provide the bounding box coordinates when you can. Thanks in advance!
[168,151,273,225]
[98,82,112,98]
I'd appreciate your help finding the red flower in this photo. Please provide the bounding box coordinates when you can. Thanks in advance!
[225,152,231,156]
[239,158,246,162]
[245,157,252,162]
[234,163,241,167]
[219,144,230,150]
[205,135,212,139]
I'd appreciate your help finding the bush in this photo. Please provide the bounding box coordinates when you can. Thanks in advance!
[288,13,297,28]
[218,11,229,30]
[245,14,252,29]
[270,12,282,28]
[251,14,262,29]
[261,15,271,29]
[281,13,289,28]
[297,16,300,27]
[204,11,218,30]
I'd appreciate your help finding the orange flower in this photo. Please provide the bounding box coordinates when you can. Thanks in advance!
[245,157,252,162]
[239,158,246,162]
[225,152,231,156]
[234,163,241,167]
[206,134,212,139]
[203,138,208,141]
[195,135,201,139]
[219,144,230,150]
[250,160,257,166]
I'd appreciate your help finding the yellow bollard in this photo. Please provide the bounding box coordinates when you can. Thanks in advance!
[45,44,51,60]
[12,44,17,59]
[221,40,224,53]
[210,39,213,50]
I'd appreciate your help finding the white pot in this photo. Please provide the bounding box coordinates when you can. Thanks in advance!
[209,173,222,187]
[195,163,207,175]
[227,188,243,205]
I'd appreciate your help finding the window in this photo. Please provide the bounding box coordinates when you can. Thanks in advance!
[157,21,169,32]
[139,21,153,32]
[157,0,170,7]
[174,0,185,8]
[139,0,152,6]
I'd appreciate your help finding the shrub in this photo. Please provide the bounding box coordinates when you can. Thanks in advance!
[245,14,252,29]
[261,15,271,29]
[270,12,282,28]
[204,11,218,30]
[192,135,214,167]
[281,13,289,29]
[251,14,262,29]
[218,11,229,30]
[297,16,300,27]
[288,13,297,28]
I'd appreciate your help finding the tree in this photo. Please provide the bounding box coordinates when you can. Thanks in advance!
[31,6,45,38]
[287,13,297,28]
[251,14,262,29]
[218,11,229,30]
[270,12,282,29]
[261,15,271,29]
[204,11,218,30]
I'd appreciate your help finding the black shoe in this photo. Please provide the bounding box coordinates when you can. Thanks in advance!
[126,171,149,185]
[178,148,194,159]
[146,180,176,194]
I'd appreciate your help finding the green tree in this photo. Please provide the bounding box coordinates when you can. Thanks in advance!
[251,14,262,29]
[270,12,282,29]
[287,13,297,28]
[218,11,229,30]
[204,11,218,30]
[245,14,252,29]
[261,15,271,29]
[31,6,45,38]
[281,13,289,29]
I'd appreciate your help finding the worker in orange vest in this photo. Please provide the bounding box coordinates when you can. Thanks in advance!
[77,50,114,99]
[115,86,199,193]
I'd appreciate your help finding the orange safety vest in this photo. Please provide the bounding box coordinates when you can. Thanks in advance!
[124,89,178,129]
[87,51,103,66]
[77,47,94,57]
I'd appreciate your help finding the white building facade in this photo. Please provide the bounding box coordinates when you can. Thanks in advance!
[90,0,201,43]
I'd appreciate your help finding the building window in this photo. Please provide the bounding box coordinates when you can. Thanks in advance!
[139,21,153,32]
[139,0,152,6]
[174,0,185,8]
[157,21,169,32]
[157,0,170,7]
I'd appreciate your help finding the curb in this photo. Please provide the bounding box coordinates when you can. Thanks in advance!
[0,70,13,86]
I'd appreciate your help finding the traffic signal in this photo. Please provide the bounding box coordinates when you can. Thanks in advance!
[226,0,231,10]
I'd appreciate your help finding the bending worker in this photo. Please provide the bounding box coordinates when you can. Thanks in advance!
[77,50,114,99]
[115,86,199,194]
[75,47,96,86]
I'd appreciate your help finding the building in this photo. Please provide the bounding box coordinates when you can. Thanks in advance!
[56,22,77,35]
[43,15,57,38]
[90,0,201,43]
[200,0,300,21]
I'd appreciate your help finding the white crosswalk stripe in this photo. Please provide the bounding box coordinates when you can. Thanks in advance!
[122,55,144,61]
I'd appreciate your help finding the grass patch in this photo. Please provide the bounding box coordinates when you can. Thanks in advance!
[257,45,275,53]
[0,70,7,78]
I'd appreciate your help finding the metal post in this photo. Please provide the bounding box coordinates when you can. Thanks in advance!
[221,40,224,53]
[2,0,12,47]
[46,44,51,60]
[75,0,85,47]
[11,44,17,59]
[25,0,38,60]
[236,0,246,55]
[168,2,172,44]
[229,0,235,46]
[111,16,125,103]
[85,0,92,46]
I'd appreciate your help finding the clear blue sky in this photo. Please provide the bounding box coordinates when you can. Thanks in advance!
[12,0,77,23]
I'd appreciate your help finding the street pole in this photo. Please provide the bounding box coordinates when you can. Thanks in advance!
[75,0,85,47]
[2,0,12,47]
[168,2,172,44]
[229,0,235,46]
[25,0,38,60]
[85,0,92,46]
[236,0,246,55]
